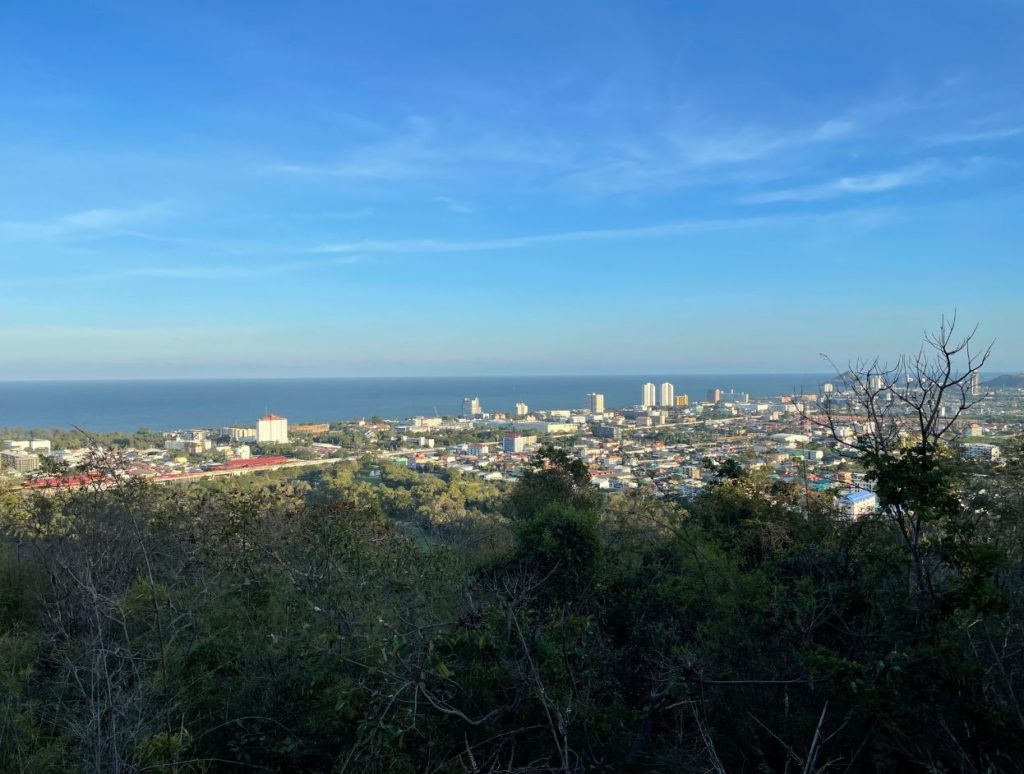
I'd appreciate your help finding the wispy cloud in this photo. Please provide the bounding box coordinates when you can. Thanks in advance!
[117,255,364,279]
[669,118,855,167]
[559,80,984,195]
[267,107,863,195]
[269,117,564,181]
[923,126,1024,146]
[3,256,366,286]
[739,158,990,204]
[312,208,889,256]
[559,116,859,194]
[265,80,988,199]
[0,203,170,242]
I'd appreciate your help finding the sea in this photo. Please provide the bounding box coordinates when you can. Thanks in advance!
[0,375,829,433]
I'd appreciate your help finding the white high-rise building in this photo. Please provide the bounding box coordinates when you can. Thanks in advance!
[514,402,529,417]
[586,392,605,414]
[642,382,656,407]
[659,382,674,407]
[462,397,482,417]
[970,372,982,396]
[257,414,289,444]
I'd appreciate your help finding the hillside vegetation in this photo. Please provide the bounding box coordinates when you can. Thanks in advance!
[2,430,1024,773]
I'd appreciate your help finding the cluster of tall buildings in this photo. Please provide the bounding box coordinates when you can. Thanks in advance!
[463,388,702,420]
[640,382,687,408]
[462,386,697,419]
[468,376,944,422]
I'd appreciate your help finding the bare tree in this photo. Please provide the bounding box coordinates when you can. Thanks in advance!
[812,313,993,595]
[816,313,992,456]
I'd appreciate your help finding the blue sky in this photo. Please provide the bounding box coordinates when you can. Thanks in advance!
[1,0,1022,378]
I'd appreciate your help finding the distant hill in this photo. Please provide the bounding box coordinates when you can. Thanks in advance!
[985,373,1024,389]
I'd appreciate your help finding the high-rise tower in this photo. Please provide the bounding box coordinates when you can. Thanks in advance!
[642,382,656,407]
[659,382,674,407]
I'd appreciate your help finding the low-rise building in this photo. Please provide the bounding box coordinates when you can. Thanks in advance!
[408,416,443,429]
[1,450,40,474]
[593,425,622,441]
[964,443,1001,462]
[224,427,258,443]
[292,423,330,435]
[502,433,537,454]
[838,489,878,518]
[52,448,89,466]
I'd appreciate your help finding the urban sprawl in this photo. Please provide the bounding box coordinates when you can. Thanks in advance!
[3,378,1020,518]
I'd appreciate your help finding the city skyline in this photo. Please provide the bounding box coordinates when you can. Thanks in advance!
[2,1,1023,378]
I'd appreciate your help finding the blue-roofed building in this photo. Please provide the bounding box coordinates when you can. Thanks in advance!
[838,489,878,519]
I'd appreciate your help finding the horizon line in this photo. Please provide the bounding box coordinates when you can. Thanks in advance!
[1,369,1018,385]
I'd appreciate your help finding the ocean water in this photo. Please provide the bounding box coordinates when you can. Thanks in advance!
[0,375,827,432]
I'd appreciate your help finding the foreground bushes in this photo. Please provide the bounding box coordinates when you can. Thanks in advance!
[1,449,1023,772]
